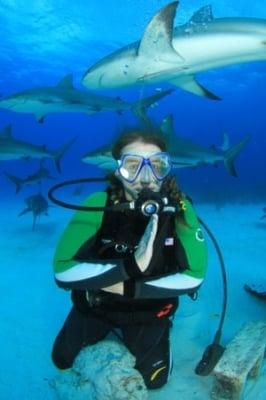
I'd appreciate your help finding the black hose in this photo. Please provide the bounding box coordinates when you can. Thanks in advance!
[194,217,228,376]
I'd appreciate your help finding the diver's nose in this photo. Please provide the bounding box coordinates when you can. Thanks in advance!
[139,165,153,183]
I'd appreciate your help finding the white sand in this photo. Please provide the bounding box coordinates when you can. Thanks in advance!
[0,201,265,399]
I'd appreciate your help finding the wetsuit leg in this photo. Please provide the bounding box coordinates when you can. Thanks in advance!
[122,320,172,389]
[52,306,110,369]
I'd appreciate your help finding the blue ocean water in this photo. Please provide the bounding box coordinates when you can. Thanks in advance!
[0,0,265,204]
[0,1,266,399]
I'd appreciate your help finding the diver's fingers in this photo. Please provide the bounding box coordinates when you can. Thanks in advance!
[146,214,158,247]
[138,214,158,249]
[134,214,158,272]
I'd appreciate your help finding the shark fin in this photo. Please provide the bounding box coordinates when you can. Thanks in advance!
[57,74,74,89]
[219,132,230,152]
[53,136,76,173]
[35,113,46,123]
[137,1,184,63]
[4,171,22,194]
[131,89,173,128]
[18,207,30,217]
[187,5,214,25]
[169,75,221,100]
[160,114,175,141]
[224,134,251,177]
[1,124,12,137]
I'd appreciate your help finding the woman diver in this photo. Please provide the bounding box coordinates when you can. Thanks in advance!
[51,129,208,389]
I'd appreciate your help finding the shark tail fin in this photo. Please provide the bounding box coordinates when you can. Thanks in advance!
[53,137,76,173]
[131,89,174,128]
[4,171,23,194]
[224,134,251,177]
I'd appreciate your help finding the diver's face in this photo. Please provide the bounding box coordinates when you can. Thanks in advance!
[116,141,164,201]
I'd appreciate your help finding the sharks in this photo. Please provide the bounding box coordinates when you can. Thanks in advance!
[4,162,55,194]
[0,125,75,172]
[82,2,266,99]
[81,115,250,177]
[18,193,50,231]
[160,115,250,177]
[0,74,173,124]
[82,143,117,171]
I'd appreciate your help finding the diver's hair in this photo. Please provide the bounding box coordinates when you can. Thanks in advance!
[111,128,167,160]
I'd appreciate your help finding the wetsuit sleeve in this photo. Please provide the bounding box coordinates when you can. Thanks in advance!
[132,199,208,299]
[53,192,131,290]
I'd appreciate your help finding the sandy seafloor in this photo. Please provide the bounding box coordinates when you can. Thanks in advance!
[0,199,265,400]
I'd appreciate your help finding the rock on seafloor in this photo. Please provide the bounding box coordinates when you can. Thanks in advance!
[51,340,148,400]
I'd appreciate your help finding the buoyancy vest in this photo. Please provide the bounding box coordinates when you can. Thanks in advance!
[73,192,189,280]
[71,193,191,316]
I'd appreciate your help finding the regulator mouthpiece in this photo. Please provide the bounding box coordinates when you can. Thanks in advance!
[133,189,169,217]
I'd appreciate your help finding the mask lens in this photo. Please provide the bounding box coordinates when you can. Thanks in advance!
[118,155,143,182]
[149,153,172,180]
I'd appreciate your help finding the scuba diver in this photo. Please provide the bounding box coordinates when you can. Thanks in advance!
[51,129,208,389]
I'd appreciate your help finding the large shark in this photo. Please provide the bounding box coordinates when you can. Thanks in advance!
[0,74,173,123]
[81,115,250,177]
[82,2,266,99]
[0,125,75,172]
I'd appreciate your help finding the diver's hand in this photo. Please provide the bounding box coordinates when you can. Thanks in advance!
[134,214,158,272]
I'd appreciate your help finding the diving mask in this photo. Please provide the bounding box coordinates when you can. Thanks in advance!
[117,152,172,183]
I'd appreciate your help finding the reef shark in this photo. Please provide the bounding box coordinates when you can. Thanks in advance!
[82,2,266,99]
[82,143,117,171]
[0,74,173,123]
[81,115,250,177]
[160,115,250,176]
[18,193,50,231]
[4,162,55,194]
[0,124,75,172]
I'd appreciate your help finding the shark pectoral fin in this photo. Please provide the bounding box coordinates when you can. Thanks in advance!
[169,76,221,100]
[137,1,184,63]
[18,208,30,217]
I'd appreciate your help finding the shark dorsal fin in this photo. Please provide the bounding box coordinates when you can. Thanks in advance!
[220,132,230,152]
[137,2,183,62]
[160,114,175,145]
[1,124,12,138]
[57,74,74,89]
[188,5,214,25]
